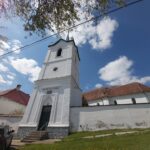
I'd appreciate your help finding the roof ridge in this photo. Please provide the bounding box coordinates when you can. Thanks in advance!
[16,90,26,102]
[0,88,29,105]
[0,88,16,96]
[83,82,150,101]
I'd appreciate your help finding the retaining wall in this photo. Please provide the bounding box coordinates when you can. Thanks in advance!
[70,104,150,132]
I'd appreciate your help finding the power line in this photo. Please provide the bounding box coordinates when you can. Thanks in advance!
[0,0,143,59]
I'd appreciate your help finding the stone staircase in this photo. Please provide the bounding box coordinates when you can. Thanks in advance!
[22,131,49,143]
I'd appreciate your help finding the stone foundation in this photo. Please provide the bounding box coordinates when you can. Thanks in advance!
[17,126,69,139]
[17,126,36,140]
[47,127,69,139]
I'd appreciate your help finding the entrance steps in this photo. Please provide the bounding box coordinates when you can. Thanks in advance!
[22,131,49,143]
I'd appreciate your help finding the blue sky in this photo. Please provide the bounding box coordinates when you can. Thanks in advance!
[0,0,150,94]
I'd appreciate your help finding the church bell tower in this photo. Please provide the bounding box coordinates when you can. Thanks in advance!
[18,39,82,139]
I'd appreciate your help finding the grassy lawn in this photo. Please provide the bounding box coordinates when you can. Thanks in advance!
[20,129,150,150]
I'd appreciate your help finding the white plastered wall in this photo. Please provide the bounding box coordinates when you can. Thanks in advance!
[70,104,150,132]
[0,97,26,115]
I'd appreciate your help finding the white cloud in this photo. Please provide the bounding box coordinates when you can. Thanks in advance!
[0,62,16,85]
[0,40,10,55]
[9,57,41,82]
[0,75,7,84]
[0,37,41,85]
[0,74,13,85]
[98,56,150,86]
[7,74,15,80]
[99,56,133,83]
[11,39,22,54]
[67,17,118,51]
[0,63,9,72]
[89,17,118,50]
[140,77,150,83]
[95,83,102,88]
[0,39,22,56]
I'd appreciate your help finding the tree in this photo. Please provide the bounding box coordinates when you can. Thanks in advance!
[0,0,125,36]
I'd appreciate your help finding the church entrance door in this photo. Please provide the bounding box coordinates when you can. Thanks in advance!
[38,105,51,131]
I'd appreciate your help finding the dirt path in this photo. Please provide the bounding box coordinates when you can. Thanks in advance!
[10,139,61,149]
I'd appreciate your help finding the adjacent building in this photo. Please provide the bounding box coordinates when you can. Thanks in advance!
[83,82,150,106]
[0,85,30,115]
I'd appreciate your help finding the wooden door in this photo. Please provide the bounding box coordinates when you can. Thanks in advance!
[38,105,51,130]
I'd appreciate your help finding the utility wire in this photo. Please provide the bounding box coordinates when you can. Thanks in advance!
[0,0,143,59]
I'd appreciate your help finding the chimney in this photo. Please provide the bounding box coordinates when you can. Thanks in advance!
[16,84,21,90]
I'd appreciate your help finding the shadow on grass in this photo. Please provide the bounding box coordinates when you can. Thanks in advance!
[9,147,17,150]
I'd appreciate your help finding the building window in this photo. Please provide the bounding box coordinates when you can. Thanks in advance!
[132,98,136,104]
[53,67,58,71]
[114,100,117,105]
[56,48,62,57]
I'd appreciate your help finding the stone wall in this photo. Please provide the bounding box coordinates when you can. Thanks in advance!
[0,115,22,138]
[70,104,150,132]
[17,126,69,139]
[17,126,36,139]
[0,115,22,131]
[47,127,69,138]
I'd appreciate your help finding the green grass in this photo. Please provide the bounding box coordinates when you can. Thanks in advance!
[20,129,150,150]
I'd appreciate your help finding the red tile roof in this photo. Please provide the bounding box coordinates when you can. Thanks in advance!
[83,82,150,101]
[0,87,30,106]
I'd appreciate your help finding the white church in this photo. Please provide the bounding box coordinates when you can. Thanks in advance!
[17,38,150,140]
[18,39,82,139]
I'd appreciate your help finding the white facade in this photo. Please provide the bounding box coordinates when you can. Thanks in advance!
[0,97,26,115]
[19,39,82,131]
[88,92,150,106]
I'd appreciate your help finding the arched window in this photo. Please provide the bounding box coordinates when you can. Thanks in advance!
[56,48,62,57]
[132,98,136,104]
[114,100,117,105]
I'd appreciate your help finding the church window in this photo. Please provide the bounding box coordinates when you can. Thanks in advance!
[53,67,58,71]
[47,90,52,94]
[56,48,62,57]
[114,100,117,105]
[132,98,136,104]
